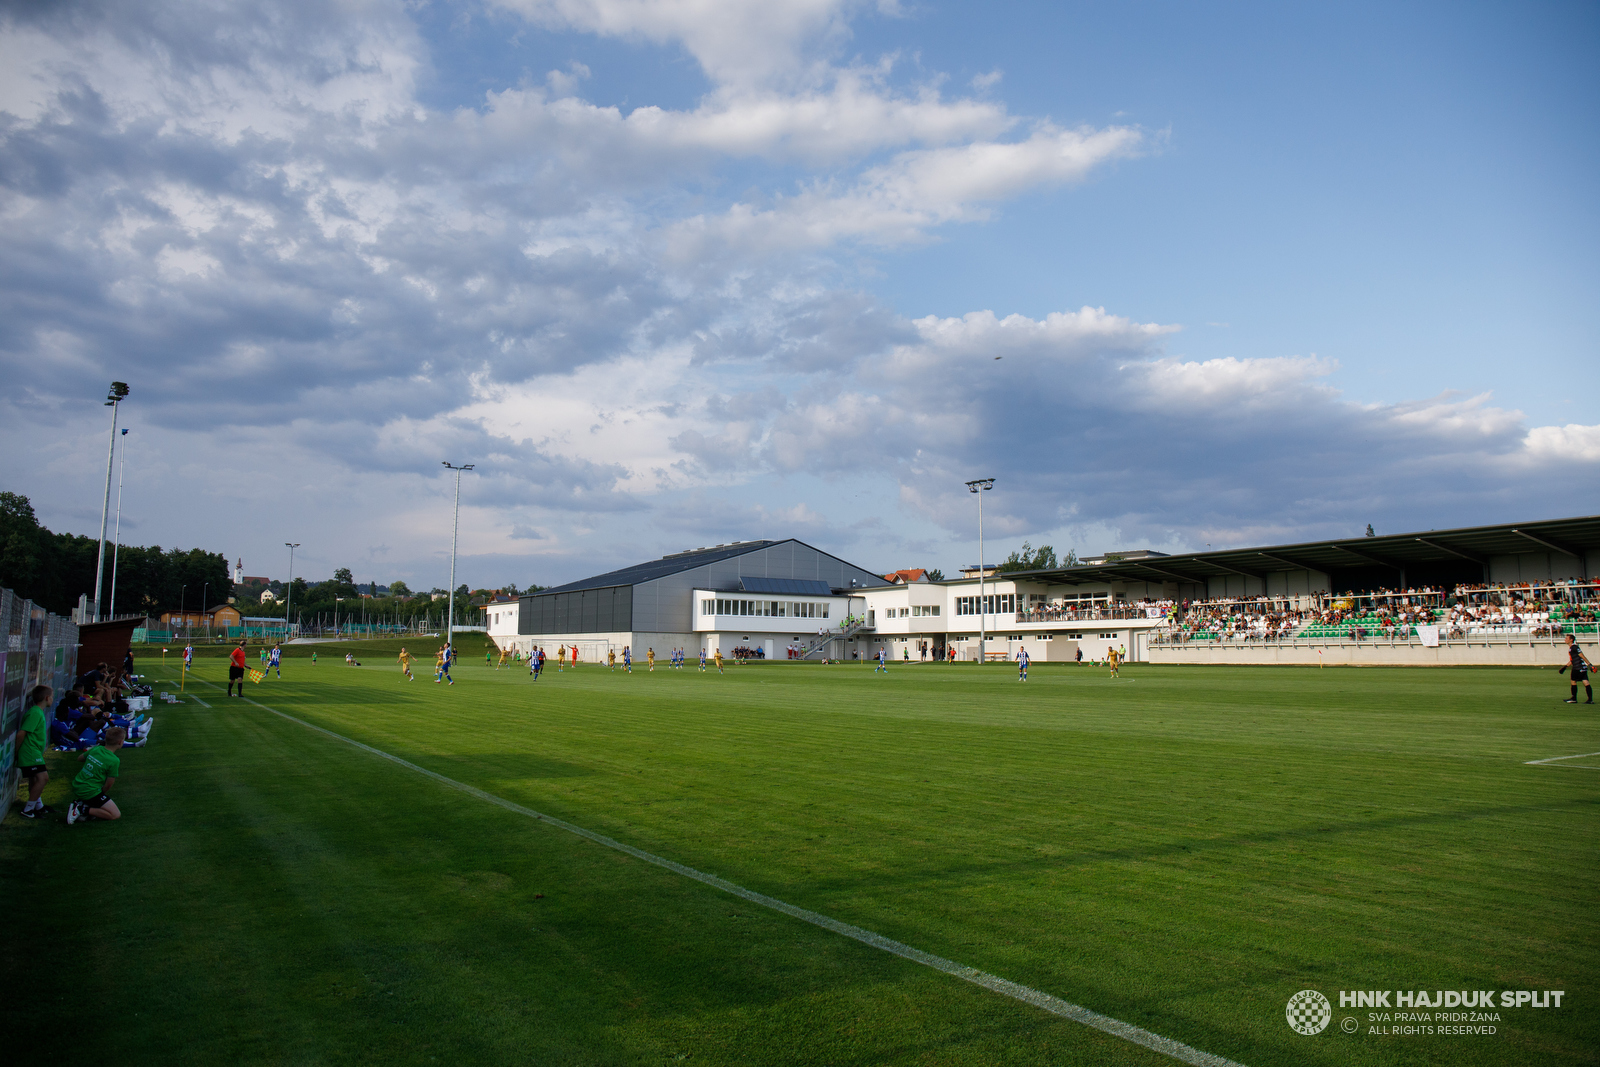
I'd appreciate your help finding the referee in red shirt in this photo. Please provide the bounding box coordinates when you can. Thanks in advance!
[227,641,248,697]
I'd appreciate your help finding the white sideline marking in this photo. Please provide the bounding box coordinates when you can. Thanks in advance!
[191,696,211,708]
[207,686,1244,1067]
[1525,750,1600,766]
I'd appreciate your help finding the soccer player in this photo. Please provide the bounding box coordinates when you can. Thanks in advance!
[1560,635,1594,704]
[713,648,724,674]
[434,647,447,684]
[558,645,567,672]
[607,648,616,671]
[1108,647,1121,678]
[647,648,655,672]
[699,648,707,672]
[1017,646,1029,682]
[622,646,632,673]
[571,645,579,668]
[311,651,318,666]
[226,641,248,697]
[533,646,545,680]
[183,642,194,672]
[398,647,414,680]
[875,647,887,673]
[268,643,283,678]
[66,727,126,824]
[486,649,493,667]
[15,685,53,818]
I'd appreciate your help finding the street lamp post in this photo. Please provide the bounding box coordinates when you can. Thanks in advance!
[179,584,186,639]
[965,478,995,664]
[284,543,300,639]
[335,597,344,637]
[200,582,209,641]
[109,427,130,619]
[441,462,476,653]
[93,381,130,620]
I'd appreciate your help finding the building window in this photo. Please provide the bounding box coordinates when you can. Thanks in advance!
[1098,632,1118,639]
[955,594,1014,615]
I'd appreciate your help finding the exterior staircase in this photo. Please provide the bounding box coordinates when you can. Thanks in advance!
[801,619,870,659]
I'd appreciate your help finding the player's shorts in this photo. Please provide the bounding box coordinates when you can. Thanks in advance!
[228,665,245,680]
[17,764,47,778]
[1573,665,1590,681]
[75,792,112,809]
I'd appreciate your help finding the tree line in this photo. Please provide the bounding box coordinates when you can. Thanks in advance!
[0,492,230,617]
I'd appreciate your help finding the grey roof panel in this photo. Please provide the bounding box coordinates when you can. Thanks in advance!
[537,541,778,596]
[740,577,833,595]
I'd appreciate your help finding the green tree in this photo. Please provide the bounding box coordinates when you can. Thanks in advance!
[925,568,945,582]
[388,579,412,598]
[995,542,1059,573]
[0,491,228,616]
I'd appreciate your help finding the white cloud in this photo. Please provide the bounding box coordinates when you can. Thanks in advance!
[1523,423,1600,463]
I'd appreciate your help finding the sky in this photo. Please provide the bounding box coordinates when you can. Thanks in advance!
[0,0,1596,590]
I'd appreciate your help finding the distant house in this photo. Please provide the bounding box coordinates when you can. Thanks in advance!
[259,589,278,603]
[882,569,929,584]
[159,604,243,630]
[209,604,243,629]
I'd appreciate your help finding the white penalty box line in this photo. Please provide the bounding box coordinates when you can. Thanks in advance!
[1524,751,1600,766]
[171,667,1243,1067]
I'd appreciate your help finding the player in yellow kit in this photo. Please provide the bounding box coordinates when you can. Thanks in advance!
[713,648,724,674]
[397,647,414,680]
[647,648,655,672]
[608,648,616,670]
[1108,647,1121,678]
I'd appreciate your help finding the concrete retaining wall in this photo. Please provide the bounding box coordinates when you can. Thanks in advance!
[1147,639,1571,666]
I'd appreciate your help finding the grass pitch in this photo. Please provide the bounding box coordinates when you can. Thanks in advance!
[4,651,1597,1067]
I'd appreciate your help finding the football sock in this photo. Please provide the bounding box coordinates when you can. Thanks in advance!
[1573,684,1579,700]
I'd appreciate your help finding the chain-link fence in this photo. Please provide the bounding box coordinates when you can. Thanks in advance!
[2,587,79,815]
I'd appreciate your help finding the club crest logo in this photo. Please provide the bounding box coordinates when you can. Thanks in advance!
[1286,989,1332,1035]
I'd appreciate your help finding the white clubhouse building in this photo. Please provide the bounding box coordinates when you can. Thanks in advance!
[485,518,1598,665]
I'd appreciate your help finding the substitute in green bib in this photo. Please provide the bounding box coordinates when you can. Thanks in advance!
[16,684,54,819]
[67,727,127,824]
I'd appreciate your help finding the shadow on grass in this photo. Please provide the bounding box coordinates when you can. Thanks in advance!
[740,794,1600,899]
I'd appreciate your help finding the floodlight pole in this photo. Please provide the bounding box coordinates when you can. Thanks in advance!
[966,478,995,664]
[285,543,300,639]
[109,427,130,619]
[93,381,130,621]
[442,462,476,653]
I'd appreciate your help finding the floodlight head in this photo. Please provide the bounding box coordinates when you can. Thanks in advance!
[965,477,995,493]
[108,381,129,400]
[121,428,129,436]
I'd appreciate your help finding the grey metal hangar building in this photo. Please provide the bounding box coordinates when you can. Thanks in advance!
[499,540,886,661]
